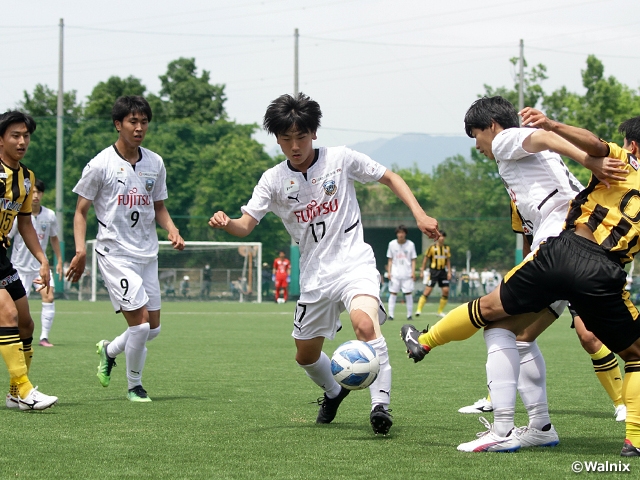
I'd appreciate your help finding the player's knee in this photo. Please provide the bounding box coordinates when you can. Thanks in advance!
[350,295,379,340]
[0,305,19,327]
[577,330,600,354]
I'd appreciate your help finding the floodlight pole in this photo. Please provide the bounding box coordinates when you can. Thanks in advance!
[289,28,301,298]
[55,18,65,293]
[515,39,525,266]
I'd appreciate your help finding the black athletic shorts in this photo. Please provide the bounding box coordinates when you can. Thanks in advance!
[0,248,26,301]
[428,269,450,288]
[500,230,640,353]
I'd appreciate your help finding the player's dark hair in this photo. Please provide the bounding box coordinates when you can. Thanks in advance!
[464,96,519,138]
[0,110,37,137]
[619,116,640,144]
[395,225,408,234]
[34,179,45,192]
[112,96,153,125]
[263,92,322,136]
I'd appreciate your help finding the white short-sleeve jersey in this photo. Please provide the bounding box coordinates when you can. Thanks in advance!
[241,146,386,293]
[386,239,417,279]
[9,206,58,273]
[73,145,168,261]
[492,128,584,249]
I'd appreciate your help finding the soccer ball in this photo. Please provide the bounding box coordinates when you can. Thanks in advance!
[330,340,380,390]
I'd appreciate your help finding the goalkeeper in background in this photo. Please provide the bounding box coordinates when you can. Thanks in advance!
[273,250,291,303]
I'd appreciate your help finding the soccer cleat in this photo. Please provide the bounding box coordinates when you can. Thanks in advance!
[457,417,521,453]
[18,387,58,411]
[415,311,421,317]
[5,393,19,409]
[514,424,559,448]
[407,316,412,320]
[39,338,54,347]
[615,404,627,422]
[370,405,393,435]
[96,340,116,387]
[316,387,350,424]
[621,439,640,457]
[458,397,494,414]
[400,324,430,362]
[127,385,152,402]
[437,312,446,318]
[388,316,394,321]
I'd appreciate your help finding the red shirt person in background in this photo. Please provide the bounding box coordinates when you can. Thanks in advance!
[273,251,291,303]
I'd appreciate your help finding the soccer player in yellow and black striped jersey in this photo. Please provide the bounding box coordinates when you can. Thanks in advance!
[416,232,451,317]
[403,107,640,456]
[0,111,57,410]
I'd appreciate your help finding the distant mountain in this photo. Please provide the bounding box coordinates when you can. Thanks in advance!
[349,134,475,172]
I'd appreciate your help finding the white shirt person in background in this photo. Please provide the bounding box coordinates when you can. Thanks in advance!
[386,225,417,320]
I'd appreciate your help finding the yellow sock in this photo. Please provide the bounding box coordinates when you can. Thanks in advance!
[437,296,448,314]
[418,300,487,349]
[623,367,640,447]
[590,345,623,406]
[0,328,33,399]
[22,336,33,373]
[417,295,427,313]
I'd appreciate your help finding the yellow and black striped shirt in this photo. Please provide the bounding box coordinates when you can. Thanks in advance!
[424,244,451,270]
[0,161,34,248]
[565,141,640,264]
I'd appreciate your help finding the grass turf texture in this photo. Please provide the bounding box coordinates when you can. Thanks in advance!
[3,300,635,479]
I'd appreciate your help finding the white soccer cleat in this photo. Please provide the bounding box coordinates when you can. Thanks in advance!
[457,417,521,452]
[458,397,493,414]
[5,393,19,409]
[514,424,559,448]
[18,387,58,411]
[615,404,627,422]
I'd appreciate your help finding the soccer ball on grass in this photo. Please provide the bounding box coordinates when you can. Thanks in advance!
[330,340,380,390]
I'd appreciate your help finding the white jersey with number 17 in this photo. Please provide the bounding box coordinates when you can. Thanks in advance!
[242,146,386,293]
[72,145,168,261]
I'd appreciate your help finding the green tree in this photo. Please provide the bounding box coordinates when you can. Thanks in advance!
[84,76,147,119]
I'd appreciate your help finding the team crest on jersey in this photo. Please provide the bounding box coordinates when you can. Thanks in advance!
[322,180,337,196]
[24,178,31,196]
[145,179,155,192]
[629,154,638,171]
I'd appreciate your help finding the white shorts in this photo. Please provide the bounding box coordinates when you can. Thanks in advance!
[422,270,430,285]
[97,254,161,312]
[292,265,387,341]
[16,269,54,298]
[388,276,414,294]
[548,300,568,318]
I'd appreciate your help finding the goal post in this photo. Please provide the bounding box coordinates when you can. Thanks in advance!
[81,240,263,303]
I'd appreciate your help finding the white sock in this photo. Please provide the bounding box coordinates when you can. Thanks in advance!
[484,328,519,437]
[405,294,413,318]
[368,336,391,409]
[125,323,150,390]
[107,329,130,358]
[40,302,55,340]
[148,325,161,342]
[299,351,341,398]
[516,341,551,430]
[388,294,397,318]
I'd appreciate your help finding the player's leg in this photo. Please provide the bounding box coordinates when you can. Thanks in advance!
[416,284,433,316]
[39,280,55,347]
[403,277,415,319]
[0,283,57,410]
[121,307,151,402]
[387,292,397,320]
[13,293,35,402]
[570,309,625,420]
[437,284,450,317]
[617,341,640,456]
[349,293,393,435]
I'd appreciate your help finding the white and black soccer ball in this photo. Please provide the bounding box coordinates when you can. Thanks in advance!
[330,340,380,390]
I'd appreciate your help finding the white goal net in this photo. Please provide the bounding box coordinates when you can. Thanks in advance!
[77,240,263,303]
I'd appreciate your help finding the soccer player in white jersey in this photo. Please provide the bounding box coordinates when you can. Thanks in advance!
[9,179,62,347]
[386,225,417,320]
[209,93,439,435]
[66,96,184,402]
[402,96,625,452]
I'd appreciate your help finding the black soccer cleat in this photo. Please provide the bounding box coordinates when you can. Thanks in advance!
[400,324,430,363]
[316,387,350,424]
[621,439,640,457]
[370,405,393,435]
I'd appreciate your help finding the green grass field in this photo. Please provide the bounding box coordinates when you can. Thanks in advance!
[3,299,636,479]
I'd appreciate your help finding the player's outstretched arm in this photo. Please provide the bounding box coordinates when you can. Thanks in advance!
[378,170,439,239]
[209,212,258,238]
[17,214,50,292]
[66,196,92,283]
[520,107,608,157]
[523,130,627,187]
[154,200,185,251]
